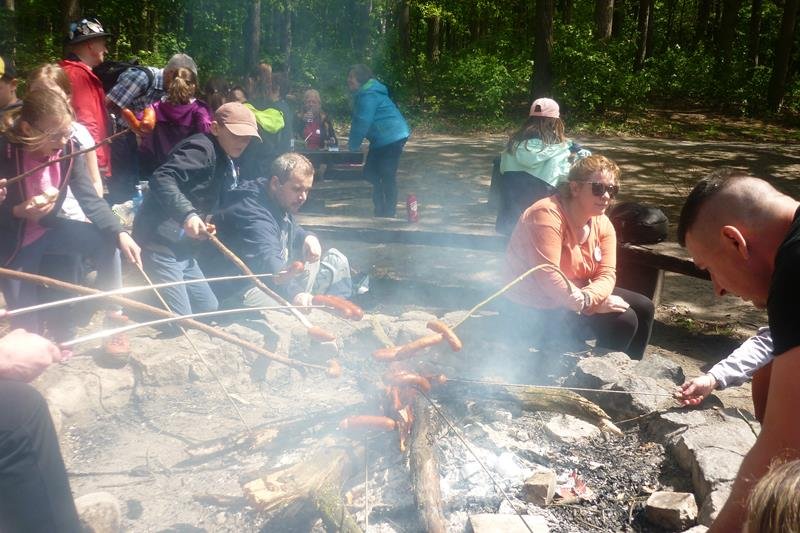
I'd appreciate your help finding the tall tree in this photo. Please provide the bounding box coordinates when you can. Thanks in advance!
[532,0,554,96]
[612,0,625,39]
[594,0,614,39]
[716,0,742,67]
[634,0,653,69]
[65,0,80,31]
[398,0,411,60]
[426,15,440,63]
[693,0,712,46]
[246,0,261,74]
[747,0,763,66]
[767,0,800,110]
[560,0,573,24]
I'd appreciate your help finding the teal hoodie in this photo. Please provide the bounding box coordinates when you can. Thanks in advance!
[348,79,410,151]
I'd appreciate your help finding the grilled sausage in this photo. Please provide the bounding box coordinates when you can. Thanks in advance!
[394,333,444,360]
[383,370,432,392]
[312,295,353,319]
[426,320,463,352]
[121,108,141,132]
[139,106,156,133]
[339,415,396,431]
[307,326,336,342]
[372,346,401,361]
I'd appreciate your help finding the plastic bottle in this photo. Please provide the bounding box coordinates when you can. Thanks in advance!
[406,193,419,222]
[132,184,144,214]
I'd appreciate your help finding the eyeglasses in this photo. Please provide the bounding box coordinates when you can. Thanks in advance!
[588,182,619,198]
[68,18,105,40]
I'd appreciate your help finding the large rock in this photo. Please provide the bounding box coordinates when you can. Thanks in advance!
[523,468,556,506]
[645,491,698,530]
[75,492,121,533]
[544,414,600,443]
[42,365,134,423]
[567,351,675,418]
[468,513,549,533]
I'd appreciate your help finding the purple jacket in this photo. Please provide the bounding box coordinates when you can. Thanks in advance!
[139,99,213,176]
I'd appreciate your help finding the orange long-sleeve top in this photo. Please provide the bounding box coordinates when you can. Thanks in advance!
[504,195,617,313]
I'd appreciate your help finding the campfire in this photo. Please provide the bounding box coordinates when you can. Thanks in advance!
[3,266,737,532]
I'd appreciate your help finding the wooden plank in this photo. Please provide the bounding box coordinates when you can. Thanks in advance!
[618,243,709,280]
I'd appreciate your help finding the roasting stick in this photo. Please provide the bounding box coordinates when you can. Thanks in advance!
[0,271,288,320]
[60,305,325,348]
[4,128,131,187]
[0,267,327,373]
[204,232,314,329]
[134,263,254,433]
[446,378,679,399]
[451,263,574,331]
[418,389,536,533]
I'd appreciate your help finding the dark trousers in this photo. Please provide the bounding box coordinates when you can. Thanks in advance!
[0,381,81,532]
[500,287,654,360]
[107,130,140,205]
[364,138,407,217]
[1,220,122,335]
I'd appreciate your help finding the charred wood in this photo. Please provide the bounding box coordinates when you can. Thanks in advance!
[408,395,447,533]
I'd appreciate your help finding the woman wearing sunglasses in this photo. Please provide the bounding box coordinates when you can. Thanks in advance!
[503,154,654,359]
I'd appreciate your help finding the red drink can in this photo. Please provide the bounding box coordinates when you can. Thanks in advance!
[406,194,419,222]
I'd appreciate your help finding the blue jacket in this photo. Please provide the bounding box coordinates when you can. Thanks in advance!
[348,79,410,151]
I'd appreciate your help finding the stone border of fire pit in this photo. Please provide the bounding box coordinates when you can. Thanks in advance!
[568,349,758,528]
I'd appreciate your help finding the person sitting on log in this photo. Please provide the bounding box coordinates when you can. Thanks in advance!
[0,89,140,351]
[501,154,654,360]
[201,152,353,311]
[132,102,260,317]
[496,97,590,235]
[675,326,773,422]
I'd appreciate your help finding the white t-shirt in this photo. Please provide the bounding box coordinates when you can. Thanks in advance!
[59,122,95,222]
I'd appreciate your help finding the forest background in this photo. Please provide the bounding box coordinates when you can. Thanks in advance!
[1,0,798,133]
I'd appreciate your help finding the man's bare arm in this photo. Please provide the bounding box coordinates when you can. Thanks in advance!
[709,345,800,532]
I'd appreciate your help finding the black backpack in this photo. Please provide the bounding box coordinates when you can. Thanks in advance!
[93,60,154,95]
[608,202,669,245]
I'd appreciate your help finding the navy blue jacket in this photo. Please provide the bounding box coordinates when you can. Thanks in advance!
[201,177,310,300]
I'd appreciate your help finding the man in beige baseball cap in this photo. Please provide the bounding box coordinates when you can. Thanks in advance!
[211,101,261,158]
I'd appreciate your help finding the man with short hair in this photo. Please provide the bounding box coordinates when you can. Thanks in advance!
[0,55,21,118]
[203,152,353,309]
[678,169,800,532]
[133,102,261,317]
[59,18,113,177]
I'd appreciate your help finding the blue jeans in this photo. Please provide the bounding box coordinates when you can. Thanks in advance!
[142,249,218,316]
[1,219,122,334]
[364,138,407,217]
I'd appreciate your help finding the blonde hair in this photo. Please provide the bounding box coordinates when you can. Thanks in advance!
[166,67,197,105]
[27,64,72,98]
[746,459,800,533]
[506,116,566,153]
[559,155,621,199]
[1,88,73,149]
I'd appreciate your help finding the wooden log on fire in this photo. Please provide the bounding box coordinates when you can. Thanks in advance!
[309,483,362,533]
[440,380,623,436]
[242,436,364,531]
[408,395,448,533]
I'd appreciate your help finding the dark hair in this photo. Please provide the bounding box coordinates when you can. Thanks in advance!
[271,71,289,98]
[505,116,566,153]
[166,67,197,105]
[203,77,231,112]
[349,64,372,86]
[677,168,749,246]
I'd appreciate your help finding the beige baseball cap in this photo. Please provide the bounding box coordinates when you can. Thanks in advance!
[214,102,261,140]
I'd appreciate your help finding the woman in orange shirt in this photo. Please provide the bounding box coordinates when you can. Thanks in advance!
[504,155,653,359]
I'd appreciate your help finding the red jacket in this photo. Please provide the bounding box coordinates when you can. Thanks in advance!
[59,58,111,176]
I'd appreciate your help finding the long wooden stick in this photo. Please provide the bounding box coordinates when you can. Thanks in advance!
[4,129,131,187]
[0,267,324,373]
[205,233,314,329]
[451,263,574,330]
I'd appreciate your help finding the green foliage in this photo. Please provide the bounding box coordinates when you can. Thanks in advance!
[551,26,651,117]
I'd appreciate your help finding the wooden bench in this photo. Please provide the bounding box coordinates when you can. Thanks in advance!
[616,241,710,306]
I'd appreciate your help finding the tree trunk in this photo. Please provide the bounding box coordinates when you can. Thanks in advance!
[594,0,614,40]
[634,0,652,69]
[694,0,712,46]
[3,0,15,52]
[398,0,411,59]
[716,0,742,67]
[532,0,554,96]
[246,0,262,74]
[612,0,625,39]
[767,0,800,111]
[282,1,293,73]
[64,0,80,33]
[560,0,574,24]
[747,0,763,66]
[426,15,440,63]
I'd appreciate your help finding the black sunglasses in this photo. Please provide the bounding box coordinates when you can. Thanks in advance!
[588,182,619,198]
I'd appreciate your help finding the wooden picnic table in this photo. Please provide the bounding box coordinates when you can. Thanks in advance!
[294,145,365,179]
